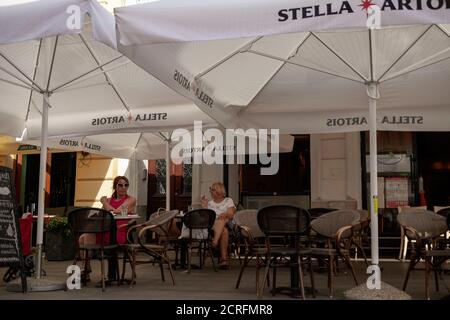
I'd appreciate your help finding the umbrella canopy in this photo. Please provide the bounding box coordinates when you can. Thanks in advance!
[23,129,295,160]
[0,0,214,282]
[115,0,450,133]
[113,0,450,283]
[0,1,214,139]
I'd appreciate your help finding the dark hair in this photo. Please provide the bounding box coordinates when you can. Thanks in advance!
[112,176,130,199]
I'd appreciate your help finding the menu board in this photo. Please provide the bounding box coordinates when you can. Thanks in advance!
[385,177,409,208]
[0,166,27,291]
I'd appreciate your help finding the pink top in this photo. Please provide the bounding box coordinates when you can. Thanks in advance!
[109,195,129,210]
[97,195,132,245]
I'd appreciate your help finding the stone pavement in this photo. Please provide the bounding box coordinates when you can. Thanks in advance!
[1,256,449,300]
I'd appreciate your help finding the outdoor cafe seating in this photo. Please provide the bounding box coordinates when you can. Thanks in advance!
[68,207,120,292]
[233,209,268,293]
[310,209,360,299]
[397,210,450,299]
[256,205,315,300]
[121,209,178,286]
[181,208,217,273]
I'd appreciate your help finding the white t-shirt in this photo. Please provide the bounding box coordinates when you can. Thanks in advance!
[208,197,235,218]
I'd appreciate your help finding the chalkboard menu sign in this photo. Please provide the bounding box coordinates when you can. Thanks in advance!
[0,166,27,291]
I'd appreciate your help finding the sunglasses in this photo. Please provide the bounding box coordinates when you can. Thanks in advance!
[117,183,129,188]
[209,187,217,193]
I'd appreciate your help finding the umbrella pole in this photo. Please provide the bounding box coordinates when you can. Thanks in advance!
[166,139,171,210]
[368,82,380,267]
[35,93,49,279]
[7,93,65,292]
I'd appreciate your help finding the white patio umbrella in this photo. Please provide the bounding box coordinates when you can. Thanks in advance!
[0,0,214,287]
[24,128,295,209]
[113,0,450,283]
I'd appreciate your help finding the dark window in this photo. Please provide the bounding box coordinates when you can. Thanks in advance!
[241,135,310,195]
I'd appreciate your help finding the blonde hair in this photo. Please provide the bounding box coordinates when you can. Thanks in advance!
[211,182,226,197]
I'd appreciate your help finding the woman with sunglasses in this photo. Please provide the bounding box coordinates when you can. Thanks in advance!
[201,182,236,269]
[99,176,137,245]
[79,176,136,282]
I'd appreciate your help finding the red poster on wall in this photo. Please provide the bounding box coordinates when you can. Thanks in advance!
[385,177,409,208]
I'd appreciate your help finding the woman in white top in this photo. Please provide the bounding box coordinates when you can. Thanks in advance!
[201,182,236,269]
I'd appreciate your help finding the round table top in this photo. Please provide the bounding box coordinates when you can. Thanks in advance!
[114,214,140,220]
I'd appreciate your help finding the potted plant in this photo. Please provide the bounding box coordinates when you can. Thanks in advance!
[45,216,76,261]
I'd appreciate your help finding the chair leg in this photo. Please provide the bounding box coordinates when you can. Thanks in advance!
[425,256,431,300]
[399,228,405,260]
[272,263,277,297]
[401,237,409,261]
[403,252,417,291]
[164,253,176,286]
[328,255,334,299]
[130,251,137,285]
[342,254,358,285]
[208,244,217,272]
[235,254,250,289]
[308,257,316,298]
[298,257,306,300]
[187,242,192,274]
[255,256,261,296]
[159,258,166,282]
[100,250,105,292]
[121,250,127,282]
[258,257,271,299]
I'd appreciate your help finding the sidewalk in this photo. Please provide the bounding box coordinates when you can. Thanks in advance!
[1,257,449,300]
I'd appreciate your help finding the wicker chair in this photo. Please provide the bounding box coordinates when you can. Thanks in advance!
[257,205,314,300]
[398,210,449,299]
[398,206,427,261]
[68,207,119,291]
[121,209,178,285]
[181,209,217,273]
[310,209,360,298]
[233,209,268,293]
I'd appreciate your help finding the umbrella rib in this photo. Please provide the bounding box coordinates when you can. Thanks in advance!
[0,77,33,90]
[377,25,433,82]
[133,133,143,150]
[26,38,44,121]
[78,34,130,112]
[236,33,313,114]
[0,66,39,91]
[50,55,124,94]
[381,53,450,83]
[194,36,263,80]
[53,60,130,92]
[45,36,59,93]
[247,49,364,84]
[436,24,450,38]
[0,51,43,92]
[310,32,367,82]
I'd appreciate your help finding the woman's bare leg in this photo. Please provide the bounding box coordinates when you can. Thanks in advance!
[212,219,227,247]
[79,233,96,271]
[219,227,229,262]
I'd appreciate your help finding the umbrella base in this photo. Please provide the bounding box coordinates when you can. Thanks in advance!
[343,281,411,300]
[6,277,66,292]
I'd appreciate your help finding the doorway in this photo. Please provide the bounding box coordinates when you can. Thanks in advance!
[417,132,450,208]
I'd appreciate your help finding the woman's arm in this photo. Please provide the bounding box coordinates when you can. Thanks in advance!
[125,196,137,214]
[218,206,236,221]
[100,196,116,212]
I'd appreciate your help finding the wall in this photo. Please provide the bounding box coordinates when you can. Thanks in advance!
[0,155,13,169]
[311,133,362,209]
[74,153,148,219]
[74,153,116,208]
